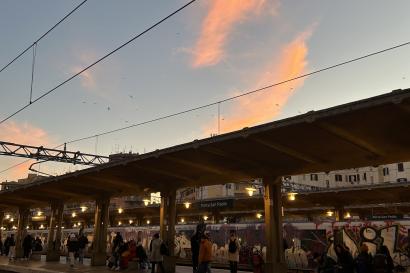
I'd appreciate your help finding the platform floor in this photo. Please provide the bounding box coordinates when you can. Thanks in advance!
[0,256,246,273]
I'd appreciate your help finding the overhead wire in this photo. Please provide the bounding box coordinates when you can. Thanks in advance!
[1,40,410,175]
[61,40,410,145]
[0,0,199,125]
[0,0,88,75]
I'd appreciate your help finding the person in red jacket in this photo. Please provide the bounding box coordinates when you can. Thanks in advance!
[198,232,213,273]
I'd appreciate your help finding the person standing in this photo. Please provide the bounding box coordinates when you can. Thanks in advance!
[78,233,89,264]
[335,244,354,273]
[8,234,16,261]
[198,232,212,273]
[111,232,124,270]
[356,244,373,273]
[150,233,165,273]
[373,245,394,273]
[22,234,33,260]
[67,234,79,267]
[191,227,202,273]
[228,230,240,273]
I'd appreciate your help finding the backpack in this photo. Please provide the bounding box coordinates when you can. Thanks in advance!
[229,239,237,253]
[373,253,388,273]
[160,242,169,256]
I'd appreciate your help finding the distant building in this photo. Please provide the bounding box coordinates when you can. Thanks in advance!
[0,174,45,191]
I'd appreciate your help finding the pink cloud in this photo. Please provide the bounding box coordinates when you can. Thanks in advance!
[192,0,267,68]
[0,121,55,181]
[205,28,314,134]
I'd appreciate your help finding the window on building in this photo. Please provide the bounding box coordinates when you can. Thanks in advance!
[398,163,404,172]
[356,174,360,182]
[383,167,389,176]
[335,174,343,182]
[310,174,318,181]
[226,184,231,190]
[235,184,239,190]
[363,173,367,181]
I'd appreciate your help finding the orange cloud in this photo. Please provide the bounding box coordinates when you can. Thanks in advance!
[72,66,96,90]
[0,121,55,181]
[206,29,313,134]
[192,0,267,68]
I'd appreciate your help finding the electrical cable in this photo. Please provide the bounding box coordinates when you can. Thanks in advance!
[1,40,410,175]
[0,0,88,75]
[62,40,410,145]
[0,0,199,125]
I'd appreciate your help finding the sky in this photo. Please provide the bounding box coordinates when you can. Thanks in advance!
[1,0,410,181]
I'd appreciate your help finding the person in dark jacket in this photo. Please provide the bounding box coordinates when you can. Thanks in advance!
[67,234,79,267]
[335,244,354,273]
[315,252,337,273]
[77,234,88,264]
[191,227,202,273]
[22,234,33,260]
[373,245,394,273]
[356,244,373,273]
[111,232,124,270]
[7,234,16,261]
[4,235,11,257]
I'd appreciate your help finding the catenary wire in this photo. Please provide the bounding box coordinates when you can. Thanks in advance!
[1,40,410,175]
[0,0,88,75]
[61,40,410,145]
[0,0,199,125]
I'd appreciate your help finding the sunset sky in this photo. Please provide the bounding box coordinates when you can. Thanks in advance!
[1,0,410,181]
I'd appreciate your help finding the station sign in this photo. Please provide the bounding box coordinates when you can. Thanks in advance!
[197,199,234,209]
[369,214,403,220]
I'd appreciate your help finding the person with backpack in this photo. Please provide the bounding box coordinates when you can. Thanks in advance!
[150,233,165,273]
[373,245,394,273]
[228,230,240,273]
[77,233,89,264]
[356,244,373,273]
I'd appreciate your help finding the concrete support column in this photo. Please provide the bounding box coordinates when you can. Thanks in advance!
[336,207,345,222]
[91,196,110,266]
[15,207,30,259]
[47,202,64,261]
[0,211,4,230]
[159,194,168,240]
[263,178,286,273]
[164,190,177,273]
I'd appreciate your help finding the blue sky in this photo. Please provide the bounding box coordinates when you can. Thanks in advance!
[1,0,410,180]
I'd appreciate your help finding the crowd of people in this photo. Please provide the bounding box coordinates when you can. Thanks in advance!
[315,244,396,273]
[0,234,43,261]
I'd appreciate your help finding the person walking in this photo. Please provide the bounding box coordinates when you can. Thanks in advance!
[78,233,89,264]
[150,233,165,273]
[198,231,212,273]
[67,234,79,267]
[22,234,33,260]
[8,234,16,261]
[228,230,240,273]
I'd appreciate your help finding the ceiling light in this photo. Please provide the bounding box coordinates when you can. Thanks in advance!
[287,192,298,201]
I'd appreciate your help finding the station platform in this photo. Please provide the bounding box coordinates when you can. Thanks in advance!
[0,256,246,273]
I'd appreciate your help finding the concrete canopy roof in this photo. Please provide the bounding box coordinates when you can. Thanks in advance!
[1,88,410,208]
